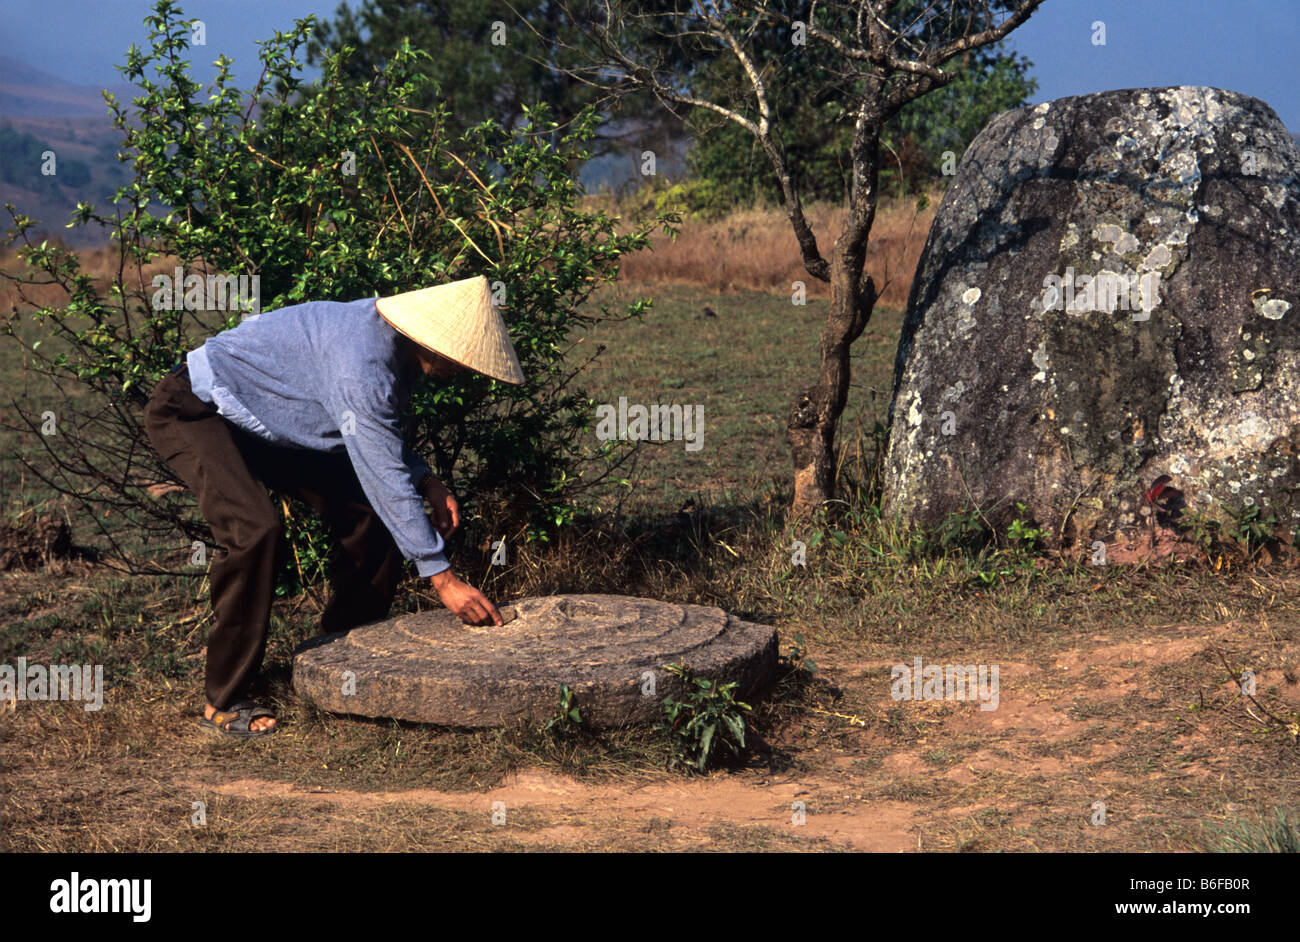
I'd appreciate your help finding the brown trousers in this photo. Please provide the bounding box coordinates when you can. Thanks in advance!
[143,366,405,710]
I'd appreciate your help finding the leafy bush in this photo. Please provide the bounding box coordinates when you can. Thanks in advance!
[1177,504,1281,565]
[656,662,752,773]
[2,0,676,580]
[628,177,734,223]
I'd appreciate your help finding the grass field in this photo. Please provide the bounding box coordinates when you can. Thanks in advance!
[570,281,901,514]
[2,235,1300,851]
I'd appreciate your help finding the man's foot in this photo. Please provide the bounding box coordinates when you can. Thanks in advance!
[202,701,277,737]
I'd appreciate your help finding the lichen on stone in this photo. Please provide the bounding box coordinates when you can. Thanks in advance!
[883,85,1300,548]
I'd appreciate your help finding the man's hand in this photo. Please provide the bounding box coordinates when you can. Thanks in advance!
[430,569,502,626]
[420,475,461,539]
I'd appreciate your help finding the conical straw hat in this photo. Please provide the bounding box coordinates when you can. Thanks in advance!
[375,275,525,385]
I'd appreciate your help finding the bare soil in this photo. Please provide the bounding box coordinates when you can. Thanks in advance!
[4,573,1297,852]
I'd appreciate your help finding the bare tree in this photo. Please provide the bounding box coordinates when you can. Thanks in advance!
[518,0,1045,516]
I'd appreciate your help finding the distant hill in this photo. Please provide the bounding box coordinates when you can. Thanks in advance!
[0,56,129,119]
[0,53,677,249]
[7,50,1284,250]
[0,57,132,246]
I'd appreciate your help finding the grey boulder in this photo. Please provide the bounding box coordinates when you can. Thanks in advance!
[883,86,1300,548]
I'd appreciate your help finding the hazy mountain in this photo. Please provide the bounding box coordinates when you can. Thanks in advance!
[0,58,132,245]
[0,53,677,248]
[7,50,1283,247]
[0,56,130,118]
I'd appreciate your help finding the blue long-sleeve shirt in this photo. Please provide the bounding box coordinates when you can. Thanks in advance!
[185,297,449,577]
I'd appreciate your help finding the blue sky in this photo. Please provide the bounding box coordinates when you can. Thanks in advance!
[2,0,1297,129]
[1005,0,1299,129]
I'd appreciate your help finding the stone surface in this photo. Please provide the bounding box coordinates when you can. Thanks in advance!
[883,86,1300,548]
[292,594,779,727]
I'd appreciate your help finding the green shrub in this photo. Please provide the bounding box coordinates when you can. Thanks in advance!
[1177,504,1280,564]
[632,177,735,222]
[2,0,677,582]
[1230,505,1279,561]
[656,662,752,773]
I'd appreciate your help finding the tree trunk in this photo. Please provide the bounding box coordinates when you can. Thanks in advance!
[787,121,880,518]
[787,263,876,516]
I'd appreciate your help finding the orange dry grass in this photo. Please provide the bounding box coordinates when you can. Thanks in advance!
[2,193,938,313]
[610,195,938,308]
[0,245,179,315]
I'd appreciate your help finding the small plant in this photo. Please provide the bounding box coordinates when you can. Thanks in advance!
[807,527,849,551]
[542,683,583,736]
[1005,502,1044,554]
[931,507,991,558]
[1178,503,1279,564]
[1179,508,1221,556]
[785,633,819,676]
[1230,504,1278,561]
[772,633,820,704]
[656,662,752,773]
[970,562,1016,586]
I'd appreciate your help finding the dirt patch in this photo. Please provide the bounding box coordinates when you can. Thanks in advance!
[4,563,1299,853]
[0,512,72,570]
[1102,528,1206,566]
[1053,637,1208,672]
[186,769,919,852]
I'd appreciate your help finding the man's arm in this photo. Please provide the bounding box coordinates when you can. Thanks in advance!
[331,377,500,625]
[416,472,461,538]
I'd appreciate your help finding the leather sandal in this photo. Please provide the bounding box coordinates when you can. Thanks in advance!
[200,700,278,739]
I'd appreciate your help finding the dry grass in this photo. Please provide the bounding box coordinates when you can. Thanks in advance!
[596,193,938,309]
[5,207,1300,854]
[4,529,1300,852]
[0,244,180,316]
[3,191,938,312]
